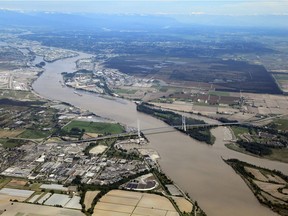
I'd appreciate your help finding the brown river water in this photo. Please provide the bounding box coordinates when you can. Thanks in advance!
[32,53,287,216]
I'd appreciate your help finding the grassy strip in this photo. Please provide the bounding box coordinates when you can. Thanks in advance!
[63,120,124,135]
[269,119,288,131]
[0,90,40,100]
[113,88,137,94]
[0,138,28,148]
[18,129,50,139]
[225,143,288,163]
[230,126,249,138]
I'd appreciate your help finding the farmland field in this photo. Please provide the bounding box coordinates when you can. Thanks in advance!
[0,129,24,138]
[106,56,281,94]
[273,73,288,92]
[95,202,135,213]
[0,193,24,203]
[0,187,35,213]
[89,145,108,154]
[93,190,179,216]
[244,167,267,182]
[0,90,39,100]
[92,210,130,216]
[226,159,288,216]
[100,194,139,206]
[84,191,100,210]
[0,202,85,216]
[172,197,193,213]
[6,179,27,189]
[253,180,288,201]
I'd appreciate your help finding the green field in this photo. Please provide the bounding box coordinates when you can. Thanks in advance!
[0,178,11,188]
[269,148,288,163]
[225,143,249,154]
[273,74,288,91]
[17,129,51,139]
[225,143,288,163]
[270,118,288,131]
[63,120,125,134]
[230,126,249,138]
[274,74,288,81]
[0,138,28,148]
[114,88,137,94]
[29,183,42,191]
[0,90,40,100]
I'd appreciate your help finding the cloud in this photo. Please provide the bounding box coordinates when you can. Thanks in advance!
[215,1,288,15]
[189,11,206,15]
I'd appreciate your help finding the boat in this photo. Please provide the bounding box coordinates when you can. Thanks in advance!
[59,80,66,87]
[73,90,82,96]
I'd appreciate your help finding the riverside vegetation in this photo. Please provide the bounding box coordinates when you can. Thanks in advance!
[137,103,215,144]
[226,159,288,216]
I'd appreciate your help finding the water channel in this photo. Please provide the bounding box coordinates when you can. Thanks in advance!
[32,53,287,216]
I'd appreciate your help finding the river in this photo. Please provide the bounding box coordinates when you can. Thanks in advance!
[32,53,287,216]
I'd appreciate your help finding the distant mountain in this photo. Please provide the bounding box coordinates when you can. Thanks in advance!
[0,10,180,31]
[174,14,288,29]
[0,10,286,32]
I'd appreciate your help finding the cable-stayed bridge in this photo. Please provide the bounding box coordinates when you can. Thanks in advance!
[70,121,241,144]
[58,113,288,144]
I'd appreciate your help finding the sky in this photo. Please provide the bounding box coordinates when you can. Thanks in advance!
[0,0,288,16]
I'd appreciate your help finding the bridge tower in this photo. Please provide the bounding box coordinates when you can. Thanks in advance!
[182,115,187,132]
[137,119,141,138]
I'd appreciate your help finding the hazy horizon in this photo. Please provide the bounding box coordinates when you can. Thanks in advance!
[0,0,287,16]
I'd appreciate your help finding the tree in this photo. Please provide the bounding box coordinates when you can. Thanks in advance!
[192,204,196,215]
[72,175,82,185]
